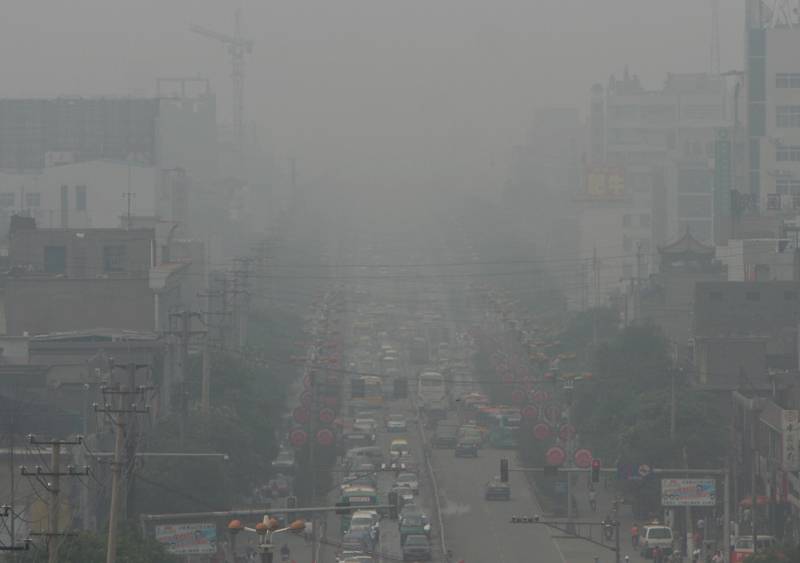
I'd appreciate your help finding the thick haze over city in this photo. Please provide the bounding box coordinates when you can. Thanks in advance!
[2,2,800,562]
[0,1,743,193]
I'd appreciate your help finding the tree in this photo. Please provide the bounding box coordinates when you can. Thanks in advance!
[19,529,178,563]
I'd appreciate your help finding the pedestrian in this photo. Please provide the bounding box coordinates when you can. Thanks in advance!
[653,546,663,563]
[711,550,722,563]
[589,488,598,512]
[631,523,640,548]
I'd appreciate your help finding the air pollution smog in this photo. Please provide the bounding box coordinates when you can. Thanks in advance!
[0,2,797,563]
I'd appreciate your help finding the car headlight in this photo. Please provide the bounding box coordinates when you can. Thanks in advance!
[424,524,431,532]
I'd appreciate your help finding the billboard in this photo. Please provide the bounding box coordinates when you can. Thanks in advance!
[155,522,217,555]
[661,478,716,506]
[585,166,625,198]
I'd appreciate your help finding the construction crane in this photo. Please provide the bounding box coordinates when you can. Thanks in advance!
[191,8,253,167]
[710,0,720,75]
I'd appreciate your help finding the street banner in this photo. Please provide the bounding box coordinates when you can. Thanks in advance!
[661,478,716,506]
[782,409,800,471]
[155,522,217,554]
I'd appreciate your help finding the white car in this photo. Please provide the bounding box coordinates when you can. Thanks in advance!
[386,414,408,432]
[353,418,378,435]
[395,472,419,494]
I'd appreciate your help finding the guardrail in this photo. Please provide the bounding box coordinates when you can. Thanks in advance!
[415,401,449,561]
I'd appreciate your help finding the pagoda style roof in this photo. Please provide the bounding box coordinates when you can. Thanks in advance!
[658,230,714,256]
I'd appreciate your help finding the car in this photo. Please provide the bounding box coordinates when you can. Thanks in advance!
[349,510,380,541]
[386,414,408,432]
[485,477,511,500]
[454,440,479,458]
[391,484,415,505]
[271,449,296,472]
[640,525,674,558]
[354,418,378,435]
[399,514,431,541]
[340,558,375,563]
[432,426,458,448]
[402,534,432,561]
[395,472,419,494]
[389,438,410,458]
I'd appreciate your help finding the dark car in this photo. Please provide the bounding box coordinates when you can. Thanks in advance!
[399,514,431,541]
[485,477,511,500]
[454,440,479,458]
[433,427,458,448]
[402,534,432,561]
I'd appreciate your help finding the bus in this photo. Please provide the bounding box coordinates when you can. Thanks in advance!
[475,406,521,448]
[417,371,447,419]
[350,375,384,414]
[339,486,379,533]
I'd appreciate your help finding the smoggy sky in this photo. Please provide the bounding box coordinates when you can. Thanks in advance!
[0,1,745,195]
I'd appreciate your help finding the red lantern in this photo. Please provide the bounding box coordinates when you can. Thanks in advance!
[533,423,551,441]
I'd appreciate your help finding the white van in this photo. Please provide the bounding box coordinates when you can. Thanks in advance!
[640,525,674,558]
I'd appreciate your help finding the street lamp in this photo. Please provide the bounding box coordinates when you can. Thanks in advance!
[229,516,306,563]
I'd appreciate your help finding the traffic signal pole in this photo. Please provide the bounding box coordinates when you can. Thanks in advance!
[504,462,731,563]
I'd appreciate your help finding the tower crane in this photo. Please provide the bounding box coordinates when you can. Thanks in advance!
[191,8,253,167]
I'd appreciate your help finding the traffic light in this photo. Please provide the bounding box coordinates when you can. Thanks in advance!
[500,458,509,483]
[388,491,399,519]
[591,458,601,483]
[335,499,350,516]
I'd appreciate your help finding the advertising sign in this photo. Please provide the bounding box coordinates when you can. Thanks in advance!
[661,478,716,506]
[155,522,217,555]
[586,166,625,198]
[782,409,800,471]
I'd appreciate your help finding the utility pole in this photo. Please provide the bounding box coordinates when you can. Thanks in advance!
[167,311,205,441]
[22,436,88,563]
[231,258,253,350]
[94,364,151,563]
[308,368,318,563]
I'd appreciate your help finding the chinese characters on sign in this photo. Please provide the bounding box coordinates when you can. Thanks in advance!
[154,522,217,555]
[661,479,717,506]
[783,409,800,471]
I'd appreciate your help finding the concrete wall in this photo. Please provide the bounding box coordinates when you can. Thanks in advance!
[716,239,795,281]
[8,227,153,277]
[0,161,158,229]
[5,277,153,335]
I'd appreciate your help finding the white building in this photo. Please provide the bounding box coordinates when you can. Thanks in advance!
[579,70,730,304]
[745,0,800,214]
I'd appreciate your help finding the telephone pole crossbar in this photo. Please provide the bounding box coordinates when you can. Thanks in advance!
[21,436,87,563]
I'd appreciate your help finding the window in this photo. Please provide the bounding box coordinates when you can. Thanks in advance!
[622,214,632,227]
[746,291,761,302]
[640,214,651,228]
[776,73,800,88]
[0,193,15,208]
[623,235,633,252]
[777,146,800,162]
[44,246,66,274]
[25,192,41,207]
[776,178,800,196]
[776,106,800,128]
[75,185,87,211]
[103,245,127,273]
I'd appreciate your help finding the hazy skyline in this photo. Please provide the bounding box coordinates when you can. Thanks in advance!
[0,1,745,194]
